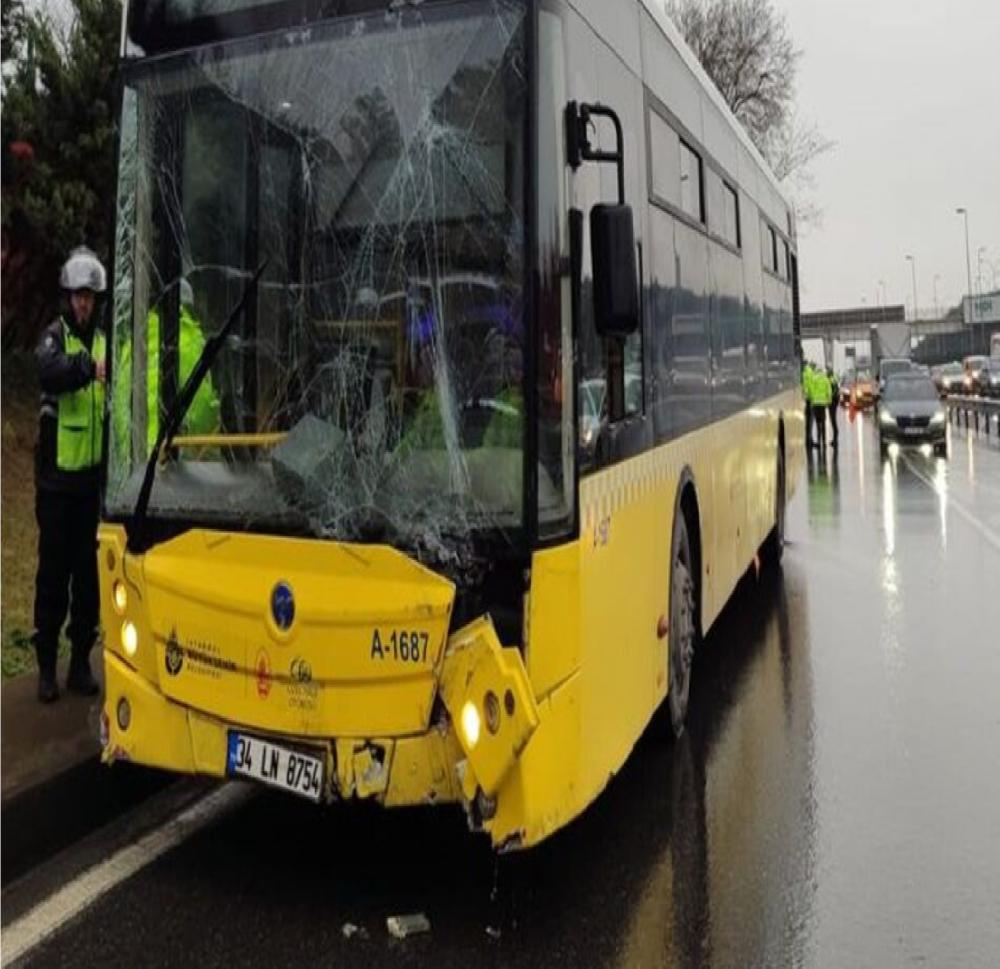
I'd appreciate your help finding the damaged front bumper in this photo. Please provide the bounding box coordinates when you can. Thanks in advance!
[102,620,538,817]
[99,524,540,842]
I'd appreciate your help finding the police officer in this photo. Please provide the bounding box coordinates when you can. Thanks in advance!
[802,361,815,449]
[32,247,107,702]
[112,279,220,460]
[811,365,833,451]
[827,367,840,449]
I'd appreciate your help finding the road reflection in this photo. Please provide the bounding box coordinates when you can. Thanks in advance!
[493,567,818,969]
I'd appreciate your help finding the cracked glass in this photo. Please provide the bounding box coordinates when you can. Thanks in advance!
[108,1,534,569]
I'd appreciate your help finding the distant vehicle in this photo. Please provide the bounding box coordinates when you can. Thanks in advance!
[878,375,947,457]
[850,371,876,409]
[933,361,964,396]
[979,358,1000,399]
[871,322,912,377]
[877,357,914,394]
[962,355,989,395]
[839,373,854,405]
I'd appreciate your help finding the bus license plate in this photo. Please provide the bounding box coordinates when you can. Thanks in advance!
[226,732,324,802]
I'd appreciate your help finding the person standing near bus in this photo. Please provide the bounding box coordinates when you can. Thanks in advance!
[827,367,839,449]
[112,279,221,460]
[802,361,815,449]
[32,247,107,703]
[811,366,832,451]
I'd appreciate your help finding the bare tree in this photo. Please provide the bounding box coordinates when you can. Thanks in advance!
[666,0,832,224]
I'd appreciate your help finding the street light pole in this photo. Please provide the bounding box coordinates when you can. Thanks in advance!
[977,246,987,296]
[956,207,973,308]
[933,273,940,318]
[905,254,918,321]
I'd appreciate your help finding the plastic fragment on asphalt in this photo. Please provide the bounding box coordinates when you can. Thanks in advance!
[386,913,431,939]
[485,925,501,940]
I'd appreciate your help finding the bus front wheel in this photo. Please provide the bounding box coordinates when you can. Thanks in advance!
[668,513,697,739]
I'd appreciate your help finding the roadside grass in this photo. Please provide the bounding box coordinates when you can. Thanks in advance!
[2,352,42,679]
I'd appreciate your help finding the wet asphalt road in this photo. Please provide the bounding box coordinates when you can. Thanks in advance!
[17,412,1000,969]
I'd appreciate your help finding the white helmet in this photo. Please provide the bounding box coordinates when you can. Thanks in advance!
[60,246,107,293]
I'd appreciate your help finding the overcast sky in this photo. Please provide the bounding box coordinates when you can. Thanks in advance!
[780,0,1000,314]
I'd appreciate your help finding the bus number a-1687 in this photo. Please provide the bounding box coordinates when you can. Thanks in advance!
[370,629,430,663]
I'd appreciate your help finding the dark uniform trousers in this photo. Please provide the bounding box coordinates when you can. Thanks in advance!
[812,405,827,450]
[33,489,100,675]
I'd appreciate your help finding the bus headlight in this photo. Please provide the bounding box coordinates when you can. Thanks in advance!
[880,409,896,426]
[121,620,139,658]
[112,580,128,615]
[460,700,481,749]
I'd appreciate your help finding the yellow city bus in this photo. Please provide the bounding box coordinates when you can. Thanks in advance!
[100,0,804,849]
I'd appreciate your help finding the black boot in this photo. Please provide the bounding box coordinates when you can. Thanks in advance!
[66,654,99,696]
[38,668,60,703]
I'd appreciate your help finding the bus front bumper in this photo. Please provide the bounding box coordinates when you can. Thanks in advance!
[101,615,539,818]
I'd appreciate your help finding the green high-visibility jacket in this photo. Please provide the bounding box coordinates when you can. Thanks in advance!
[399,386,523,453]
[802,365,815,402]
[57,323,106,472]
[113,306,221,460]
[811,371,833,407]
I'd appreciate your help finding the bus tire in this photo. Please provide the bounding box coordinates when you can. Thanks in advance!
[668,511,697,739]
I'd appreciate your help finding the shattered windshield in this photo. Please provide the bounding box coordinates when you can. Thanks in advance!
[107,1,532,559]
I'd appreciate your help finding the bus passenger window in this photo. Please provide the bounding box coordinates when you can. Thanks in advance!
[649,112,681,209]
[724,184,740,248]
[679,142,703,223]
[762,222,778,273]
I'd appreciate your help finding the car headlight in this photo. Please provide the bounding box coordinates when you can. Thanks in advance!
[880,409,896,426]
[930,411,945,425]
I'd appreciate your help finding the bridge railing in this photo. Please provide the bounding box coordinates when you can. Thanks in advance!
[946,395,1000,438]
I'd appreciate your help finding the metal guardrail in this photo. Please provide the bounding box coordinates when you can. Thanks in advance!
[946,395,1000,437]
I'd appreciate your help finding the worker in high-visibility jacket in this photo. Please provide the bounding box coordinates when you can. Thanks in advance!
[32,248,107,702]
[810,365,833,450]
[802,361,816,449]
[113,279,221,462]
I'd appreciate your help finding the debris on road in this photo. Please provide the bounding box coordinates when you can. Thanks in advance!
[485,925,502,941]
[386,913,431,939]
[341,922,368,940]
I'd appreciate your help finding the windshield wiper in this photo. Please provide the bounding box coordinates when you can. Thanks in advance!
[128,261,269,551]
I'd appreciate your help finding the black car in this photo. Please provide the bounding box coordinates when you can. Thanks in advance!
[878,374,948,456]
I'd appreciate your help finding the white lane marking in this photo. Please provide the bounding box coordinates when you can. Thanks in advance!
[2,784,252,967]
[901,454,1000,554]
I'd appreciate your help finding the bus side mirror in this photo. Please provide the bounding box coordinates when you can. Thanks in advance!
[591,203,639,337]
